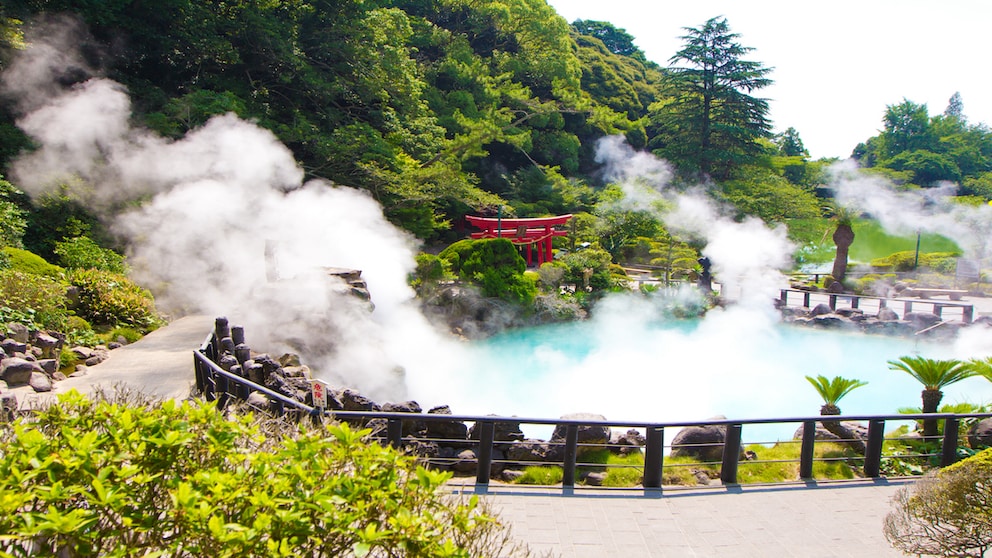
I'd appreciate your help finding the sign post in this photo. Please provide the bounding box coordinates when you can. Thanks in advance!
[310,379,329,409]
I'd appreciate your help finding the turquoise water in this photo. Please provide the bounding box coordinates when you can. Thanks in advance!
[448,304,992,444]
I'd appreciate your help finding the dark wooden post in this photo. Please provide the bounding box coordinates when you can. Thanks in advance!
[941,417,959,467]
[799,421,816,480]
[475,422,495,487]
[562,425,579,488]
[720,424,743,485]
[864,419,886,477]
[387,418,403,448]
[803,291,811,307]
[643,427,665,489]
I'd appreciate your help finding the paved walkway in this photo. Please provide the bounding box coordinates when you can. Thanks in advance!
[8,314,214,408]
[463,479,912,558]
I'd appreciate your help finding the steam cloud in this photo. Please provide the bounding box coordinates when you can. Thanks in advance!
[828,160,992,263]
[1,18,461,403]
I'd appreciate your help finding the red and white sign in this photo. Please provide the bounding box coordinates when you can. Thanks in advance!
[310,379,329,409]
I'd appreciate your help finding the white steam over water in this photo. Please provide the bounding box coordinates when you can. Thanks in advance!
[3,20,991,425]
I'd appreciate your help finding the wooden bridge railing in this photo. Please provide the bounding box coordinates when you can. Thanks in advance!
[779,288,975,323]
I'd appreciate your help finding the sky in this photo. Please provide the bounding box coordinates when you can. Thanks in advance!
[546,0,992,160]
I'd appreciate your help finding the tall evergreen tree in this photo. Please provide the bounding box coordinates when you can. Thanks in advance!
[648,16,773,179]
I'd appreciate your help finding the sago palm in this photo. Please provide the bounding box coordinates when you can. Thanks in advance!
[888,355,974,439]
[966,356,992,381]
[805,375,868,416]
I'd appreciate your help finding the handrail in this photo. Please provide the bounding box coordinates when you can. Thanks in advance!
[194,325,992,493]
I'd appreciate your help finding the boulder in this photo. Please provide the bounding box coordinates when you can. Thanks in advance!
[382,400,426,436]
[451,449,479,473]
[37,359,58,376]
[610,429,647,455]
[1,338,27,356]
[469,416,524,443]
[505,439,564,465]
[904,312,941,328]
[6,322,29,343]
[29,372,52,392]
[876,307,900,321]
[811,314,854,329]
[670,420,745,463]
[551,412,611,456]
[33,332,61,359]
[337,389,381,412]
[425,405,469,443]
[582,471,608,486]
[968,418,992,449]
[1,357,40,386]
[793,420,868,454]
[834,307,864,319]
[809,303,833,317]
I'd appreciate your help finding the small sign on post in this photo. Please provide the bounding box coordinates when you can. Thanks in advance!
[310,379,329,409]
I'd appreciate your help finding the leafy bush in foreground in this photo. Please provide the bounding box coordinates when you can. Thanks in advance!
[884,448,992,557]
[0,392,535,558]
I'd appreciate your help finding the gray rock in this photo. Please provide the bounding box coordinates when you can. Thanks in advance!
[582,471,608,486]
[29,371,53,392]
[382,400,426,436]
[1,357,40,386]
[33,332,60,358]
[1,338,27,356]
[904,312,941,328]
[968,418,992,449]
[877,307,900,321]
[552,412,611,456]
[809,303,833,317]
[610,429,647,455]
[501,469,526,482]
[451,449,478,473]
[338,389,381,412]
[6,322,29,343]
[505,439,564,464]
[37,359,58,376]
[670,419,745,463]
[425,405,469,443]
[469,416,524,442]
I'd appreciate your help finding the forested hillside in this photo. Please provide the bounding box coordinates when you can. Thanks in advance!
[1,1,990,274]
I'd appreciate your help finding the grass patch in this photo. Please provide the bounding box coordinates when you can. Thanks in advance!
[514,466,563,485]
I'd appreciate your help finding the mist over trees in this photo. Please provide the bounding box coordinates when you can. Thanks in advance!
[0,1,989,275]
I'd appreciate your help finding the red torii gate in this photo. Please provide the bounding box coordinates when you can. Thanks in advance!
[465,214,572,267]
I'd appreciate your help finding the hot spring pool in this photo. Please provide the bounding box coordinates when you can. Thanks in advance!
[409,300,992,444]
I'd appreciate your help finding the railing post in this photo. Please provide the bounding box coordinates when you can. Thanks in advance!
[562,424,579,488]
[720,423,742,485]
[934,304,944,320]
[941,416,959,467]
[864,419,886,477]
[215,375,230,409]
[904,301,913,315]
[964,305,974,324]
[828,294,837,310]
[799,421,816,480]
[643,427,665,489]
[194,353,205,393]
[803,291,811,307]
[475,421,495,487]
[387,418,403,448]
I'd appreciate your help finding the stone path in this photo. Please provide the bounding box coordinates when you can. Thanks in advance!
[462,479,912,558]
[7,314,214,408]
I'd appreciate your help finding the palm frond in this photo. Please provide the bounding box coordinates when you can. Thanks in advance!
[805,374,868,406]
[887,356,973,390]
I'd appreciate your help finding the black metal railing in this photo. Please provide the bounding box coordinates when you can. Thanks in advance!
[194,327,991,492]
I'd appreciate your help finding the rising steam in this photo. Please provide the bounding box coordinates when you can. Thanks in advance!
[0,17,454,402]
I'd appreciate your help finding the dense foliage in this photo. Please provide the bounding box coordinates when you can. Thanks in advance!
[0,391,534,557]
[438,238,537,304]
[854,94,992,191]
[885,448,992,557]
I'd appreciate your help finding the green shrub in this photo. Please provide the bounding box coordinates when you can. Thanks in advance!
[409,252,450,294]
[439,238,537,305]
[108,326,143,344]
[58,346,80,371]
[885,448,992,556]
[54,236,128,273]
[870,251,960,273]
[2,246,64,278]
[67,268,161,331]
[0,269,68,330]
[0,392,534,557]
